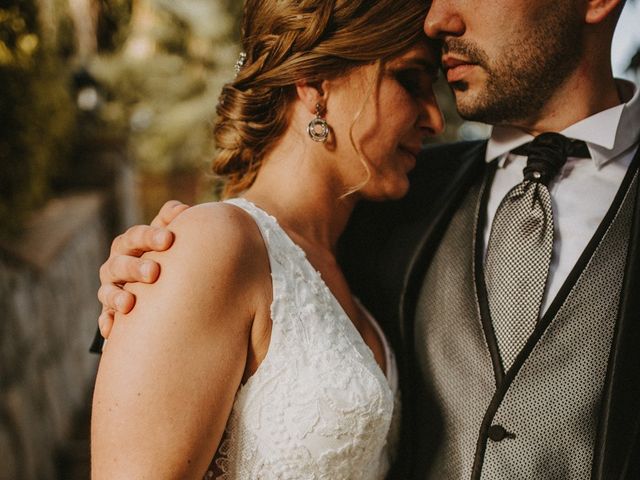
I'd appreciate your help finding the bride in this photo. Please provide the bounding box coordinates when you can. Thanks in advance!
[91,0,444,478]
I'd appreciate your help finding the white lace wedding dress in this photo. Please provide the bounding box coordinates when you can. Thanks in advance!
[205,198,400,480]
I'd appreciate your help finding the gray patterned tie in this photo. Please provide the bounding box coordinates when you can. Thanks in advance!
[485,132,590,370]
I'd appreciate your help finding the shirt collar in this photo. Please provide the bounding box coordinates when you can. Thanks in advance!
[485,79,640,168]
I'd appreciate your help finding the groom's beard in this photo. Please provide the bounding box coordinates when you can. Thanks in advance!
[443,6,583,126]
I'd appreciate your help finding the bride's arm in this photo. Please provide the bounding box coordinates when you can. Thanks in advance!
[91,203,270,479]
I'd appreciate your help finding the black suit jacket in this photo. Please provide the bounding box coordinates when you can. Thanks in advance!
[338,141,640,479]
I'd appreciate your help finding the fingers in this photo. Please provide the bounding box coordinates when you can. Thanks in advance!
[111,224,175,257]
[98,283,136,314]
[97,255,150,341]
[150,200,189,228]
[96,201,187,341]
[98,308,115,339]
[109,200,188,257]
[100,255,160,285]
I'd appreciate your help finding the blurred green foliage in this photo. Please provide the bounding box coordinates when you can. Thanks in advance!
[0,0,244,235]
[89,0,237,176]
[97,0,132,52]
[0,1,76,237]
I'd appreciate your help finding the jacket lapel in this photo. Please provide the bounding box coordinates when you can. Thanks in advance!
[399,141,487,344]
[594,147,640,480]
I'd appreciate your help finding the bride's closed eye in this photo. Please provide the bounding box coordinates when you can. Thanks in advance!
[393,67,439,99]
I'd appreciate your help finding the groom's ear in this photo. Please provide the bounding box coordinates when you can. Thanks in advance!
[584,0,624,24]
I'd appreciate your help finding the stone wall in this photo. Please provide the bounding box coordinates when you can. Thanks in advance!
[0,192,108,480]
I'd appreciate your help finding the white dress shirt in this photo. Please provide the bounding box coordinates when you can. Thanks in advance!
[483,79,640,314]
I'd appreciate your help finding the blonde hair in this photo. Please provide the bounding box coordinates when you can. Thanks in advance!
[213,0,429,197]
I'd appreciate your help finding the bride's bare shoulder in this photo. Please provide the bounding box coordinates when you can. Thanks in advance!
[169,201,264,256]
[130,201,269,303]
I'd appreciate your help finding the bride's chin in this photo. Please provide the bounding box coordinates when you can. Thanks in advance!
[363,178,410,202]
[388,183,410,200]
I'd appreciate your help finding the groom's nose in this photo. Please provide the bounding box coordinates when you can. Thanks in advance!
[424,0,466,39]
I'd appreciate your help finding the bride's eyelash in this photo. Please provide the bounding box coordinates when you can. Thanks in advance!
[395,69,428,96]
[395,71,417,91]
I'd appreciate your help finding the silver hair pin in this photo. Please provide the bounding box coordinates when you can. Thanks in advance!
[234,52,247,76]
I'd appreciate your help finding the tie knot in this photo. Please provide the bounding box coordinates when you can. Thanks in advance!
[512,132,590,185]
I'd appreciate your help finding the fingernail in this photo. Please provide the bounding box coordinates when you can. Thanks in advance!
[140,261,153,280]
[115,294,126,311]
[153,229,168,246]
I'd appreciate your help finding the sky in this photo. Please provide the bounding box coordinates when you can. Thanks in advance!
[612,0,640,79]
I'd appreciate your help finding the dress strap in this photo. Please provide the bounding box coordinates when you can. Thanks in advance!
[223,197,304,271]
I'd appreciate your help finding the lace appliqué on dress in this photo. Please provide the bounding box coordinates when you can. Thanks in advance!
[205,198,399,480]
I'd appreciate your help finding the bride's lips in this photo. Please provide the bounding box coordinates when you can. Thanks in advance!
[442,56,477,83]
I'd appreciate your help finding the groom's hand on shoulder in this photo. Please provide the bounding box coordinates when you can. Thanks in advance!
[97,200,190,338]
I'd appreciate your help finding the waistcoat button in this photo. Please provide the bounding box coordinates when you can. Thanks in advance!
[488,424,508,441]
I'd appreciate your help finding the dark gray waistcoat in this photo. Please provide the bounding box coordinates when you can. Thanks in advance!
[413,165,638,480]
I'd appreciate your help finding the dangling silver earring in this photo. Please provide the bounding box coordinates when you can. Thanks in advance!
[307,103,330,143]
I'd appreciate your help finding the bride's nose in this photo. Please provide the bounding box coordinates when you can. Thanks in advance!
[417,95,445,138]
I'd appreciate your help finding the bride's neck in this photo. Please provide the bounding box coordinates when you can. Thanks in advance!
[242,139,357,254]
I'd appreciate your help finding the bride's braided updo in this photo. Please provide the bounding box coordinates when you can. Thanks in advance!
[213,0,429,197]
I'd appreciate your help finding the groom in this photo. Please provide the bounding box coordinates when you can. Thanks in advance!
[96,0,640,478]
